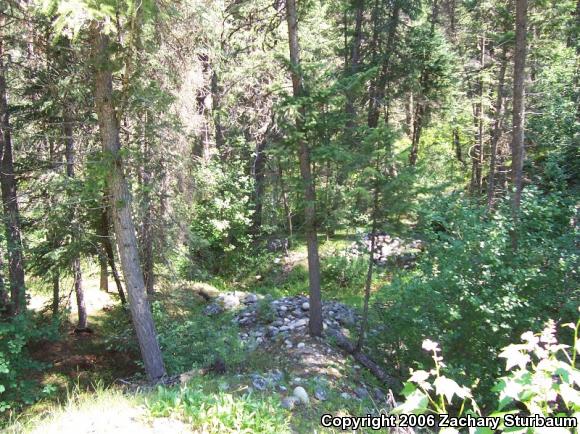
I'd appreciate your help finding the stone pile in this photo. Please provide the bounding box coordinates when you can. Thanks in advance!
[233,295,360,347]
[347,232,424,266]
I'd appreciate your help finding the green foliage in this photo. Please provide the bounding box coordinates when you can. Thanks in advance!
[0,314,60,414]
[146,379,291,433]
[151,301,245,375]
[396,319,580,433]
[370,189,579,400]
[321,255,367,293]
[184,160,256,279]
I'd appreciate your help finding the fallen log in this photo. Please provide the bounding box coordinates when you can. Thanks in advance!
[326,327,400,391]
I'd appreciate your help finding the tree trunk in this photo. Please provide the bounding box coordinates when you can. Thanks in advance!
[487,46,508,210]
[356,161,380,351]
[99,253,109,292]
[511,0,528,244]
[0,30,26,315]
[344,0,364,130]
[367,6,400,129]
[278,162,293,247]
[92,24,165,380]
[471,36,486,193]
[139,116,154,295]
[99,207,127,304]
[285,0,323,337]
[252,137,267,234]
[64,111,88,330]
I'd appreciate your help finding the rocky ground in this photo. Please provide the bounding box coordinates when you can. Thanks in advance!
[199,289,395,413]
[346,232,424,266]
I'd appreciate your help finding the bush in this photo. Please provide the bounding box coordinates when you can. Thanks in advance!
[369,189,578,400]
[0,313,60,414]
[146,378,291,433]
[151,301,246,375]
[395,318,580,433]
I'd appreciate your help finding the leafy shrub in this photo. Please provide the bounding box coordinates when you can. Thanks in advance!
[184,160,255,279]
[146,379,291,433]
[321,255,367,293]
[369,189,578,400]
[151,301,246,375]
[395,318,580,433]
[0,313,60,414]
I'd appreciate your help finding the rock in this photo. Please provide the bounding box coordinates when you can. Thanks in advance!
[293,386,309,405]
[281,396,299,410]
[204,304,223,316]
[355,387,369,399]
[270,369,284,382]
[294,318,308,328]
[314,387,328,401]
[252,375,268,391]
[296,342,305,349]
[279,305,288,312]
[340,392,352,400]
[218,293,240,310]
[301,302,310,311]
[244,293,258,304]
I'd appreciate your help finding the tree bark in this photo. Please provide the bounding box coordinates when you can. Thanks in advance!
[487,46,508,210]
[285,0,323,337]
[278,162,293,246]
[0,29,26,315]
[99,253,109,292]
[471,36,486,193]
[511,0,528,243]
[252,137,268,234]
[367,6,400,129]
[99,207,127,304]
[344,0,364,130]
[356,160,380,351]
[92,25,165,380]
[64,111,88,330]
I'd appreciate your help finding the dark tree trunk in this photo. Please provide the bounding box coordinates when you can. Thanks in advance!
[487,46,508,210]
[285,0,323,337]
[64,111,88,330]
[92,25,165,380]
[99,253,109,292]
[0,30,26,315]
[99,207,126,304]
[511,0,528,242]
[367,6,400,129]
[356,160,380,351]
[471,36,486,193]
[344,0,364,130]
[252,137,267,233]
[278,162,293,246]
[139,118,154,295]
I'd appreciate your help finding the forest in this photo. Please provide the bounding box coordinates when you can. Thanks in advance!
[0,0,578,432]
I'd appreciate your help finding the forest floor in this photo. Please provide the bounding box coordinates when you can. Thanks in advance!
[5,234,411,433]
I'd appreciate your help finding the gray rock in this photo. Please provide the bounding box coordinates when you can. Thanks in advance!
[294,318,308,328]
[252,375,268,390]
[355,387,369,399]
[218,293,241,310]
[281,396,299,410]
[340,392,352,400]
[314,387,328,401]
[296,342,305,349]
[293,386,309,404]
[301,302,310,311]
[244,293,258,304]
[204,304,223,315]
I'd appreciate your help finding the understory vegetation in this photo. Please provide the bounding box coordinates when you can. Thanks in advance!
[0,0,578,432]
